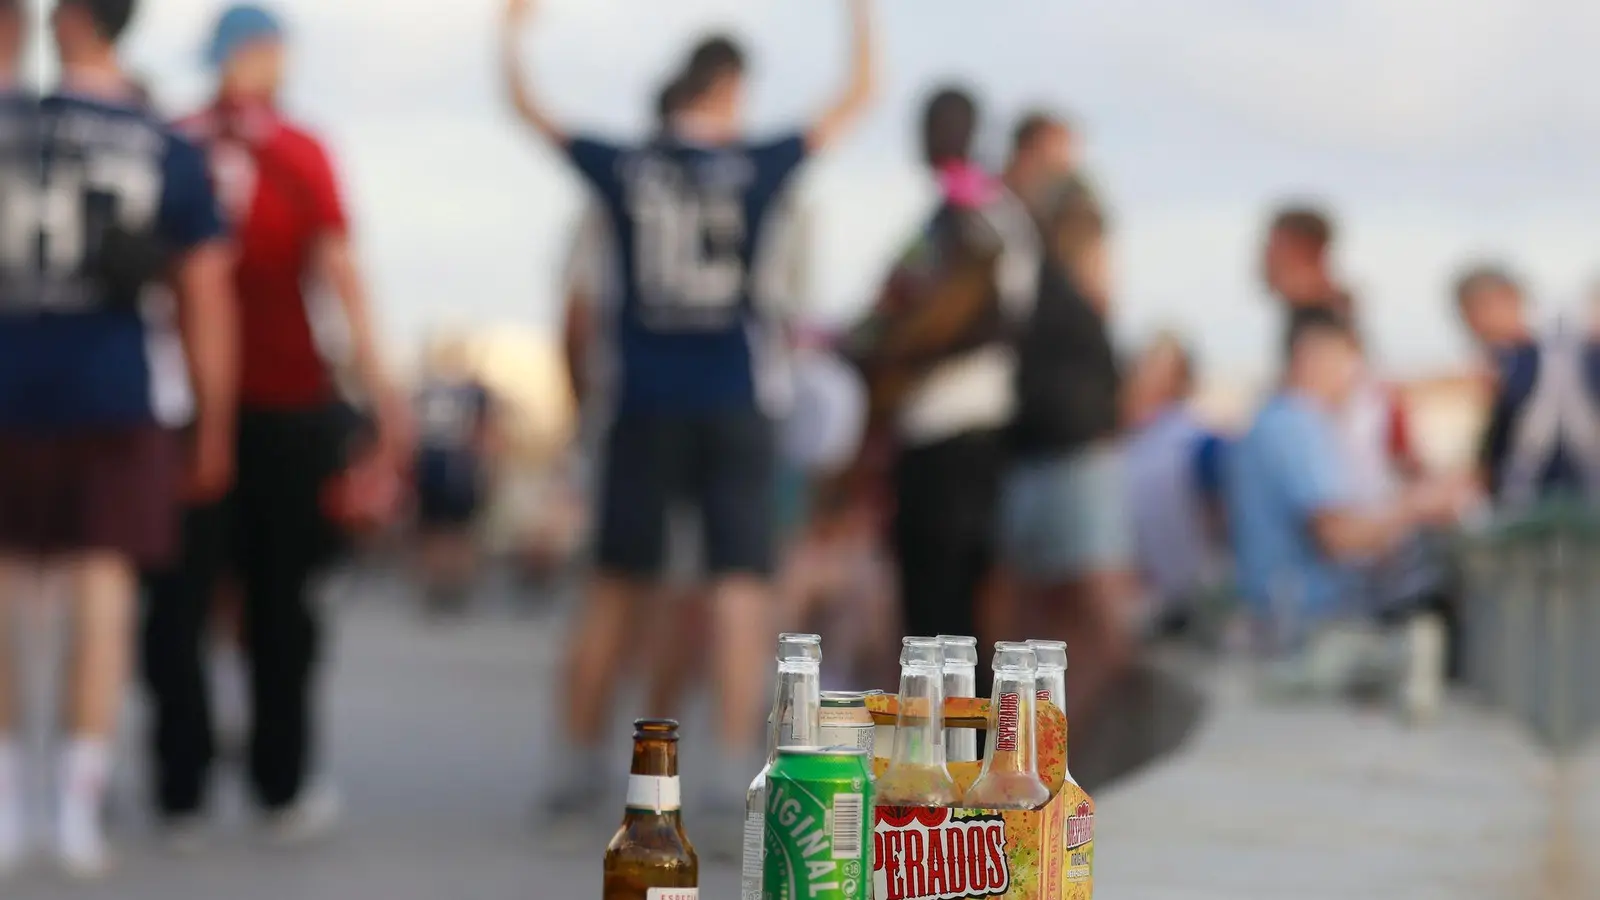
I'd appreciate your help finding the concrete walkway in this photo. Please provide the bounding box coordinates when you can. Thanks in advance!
[4,589,1590,899]
[1094,661,1588,900]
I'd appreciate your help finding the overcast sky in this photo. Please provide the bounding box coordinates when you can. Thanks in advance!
[87,0,1600,379]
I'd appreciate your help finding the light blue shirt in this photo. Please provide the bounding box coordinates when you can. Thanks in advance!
[1226,393,1357,625]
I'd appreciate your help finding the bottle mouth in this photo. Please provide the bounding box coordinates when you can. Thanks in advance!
[633,718,681,740]
[777,633,823,663]
[900,636,943,667]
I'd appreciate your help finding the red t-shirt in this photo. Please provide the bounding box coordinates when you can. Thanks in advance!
[178,100,348,408]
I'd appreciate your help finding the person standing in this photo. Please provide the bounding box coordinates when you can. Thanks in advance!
[1456,266,1600,506]
[0,0,236,875]
[1122,333,1229,634]
[142,3,408,847]
[846,87,1041,646]
[412,334,496,614]
[502,0,877,828]
[1000,144,1132,722]
[1003,111,1102,225]
[1261,204,1354,332]
[1261,204,1417,521]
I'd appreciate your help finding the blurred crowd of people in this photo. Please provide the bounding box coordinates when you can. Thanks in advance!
[0,0,1598,886]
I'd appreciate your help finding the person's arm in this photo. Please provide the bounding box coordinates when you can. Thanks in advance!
[299,136,411,463]
[1309,507,1413,562]
[471,383,502,459]
[805,0,878,153]
[500,0,567,146]
[877,251,999,365]
[560,205,605,404]
[316,233,410,463]
[173,241,239,502]
[160,136,238,501]
[563,288,593,404]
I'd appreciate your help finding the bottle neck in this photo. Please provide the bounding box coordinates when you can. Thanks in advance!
[631,736,679,778]
[766,661,821,761]
[891,665,947,767]
[624,737,682,820]
[943,663,977,699]
[980,672,1038,777]
[1036,667,1067,716]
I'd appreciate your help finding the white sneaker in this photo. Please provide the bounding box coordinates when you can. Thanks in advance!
[1399,613,1446,724]
[55,810,111,881]
[264,786,343,847]
[55,740,113,879]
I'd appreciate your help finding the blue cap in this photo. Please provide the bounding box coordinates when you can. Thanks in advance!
[205,4,285,70]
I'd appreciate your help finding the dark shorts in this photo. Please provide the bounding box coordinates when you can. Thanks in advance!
[415,448,482,529]
[597,411,776,579]
[0,426,181,567]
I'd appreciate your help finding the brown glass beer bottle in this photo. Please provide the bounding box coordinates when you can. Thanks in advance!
[603,719,699,900]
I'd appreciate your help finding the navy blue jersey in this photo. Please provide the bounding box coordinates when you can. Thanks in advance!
[1481,337,1600,502]
[566,133,808,415]
[0,91,224,431]
[415,377,491,453]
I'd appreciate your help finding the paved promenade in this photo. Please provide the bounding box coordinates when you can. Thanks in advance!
[6,588,1591,900]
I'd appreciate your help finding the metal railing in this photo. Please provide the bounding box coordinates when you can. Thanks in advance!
[1456,497,1600,754]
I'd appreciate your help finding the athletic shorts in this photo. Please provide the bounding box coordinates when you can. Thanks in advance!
[596,411,776,579]
[415,447,482,529]
[1000,441,1134,582]
[0,426,181,567]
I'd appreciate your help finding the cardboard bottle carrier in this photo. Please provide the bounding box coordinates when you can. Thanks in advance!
[864,693,1094,900]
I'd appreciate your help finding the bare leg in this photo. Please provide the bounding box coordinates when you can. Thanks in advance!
[563,574,646,746]
[419,532,477,612]
[67,552,137,739]
[0,559,25,871]
[0,559,19,737]
[58,551,137,875]
[777,531,831,636]
[1041,569,1139,727]
[643,587,708,719]
[978,565,1020,643]
[710,574,769,754]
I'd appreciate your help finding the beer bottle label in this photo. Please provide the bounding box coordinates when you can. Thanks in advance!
[625,775,681,813]
[645,890,697,899]
[739,806,764,892]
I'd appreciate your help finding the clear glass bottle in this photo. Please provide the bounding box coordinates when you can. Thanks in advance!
[876,637,961,807]
[739,633,821,900]
[937,635,979,762]
[603,719,698,899]
[963,642,1051,810]
[1026,639,1068,716]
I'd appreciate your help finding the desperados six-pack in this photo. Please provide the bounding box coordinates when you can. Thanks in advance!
[867,638,1094,900]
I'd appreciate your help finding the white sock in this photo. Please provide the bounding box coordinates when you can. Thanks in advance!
[213,643,248,744]
[57,740,111,869]
[0,739,22,867]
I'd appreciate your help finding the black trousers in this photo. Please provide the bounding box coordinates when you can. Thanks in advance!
[892,430,1003,643]
[142,407,349,816]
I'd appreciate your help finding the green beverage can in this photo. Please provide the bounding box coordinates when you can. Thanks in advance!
[763,747,872,900]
